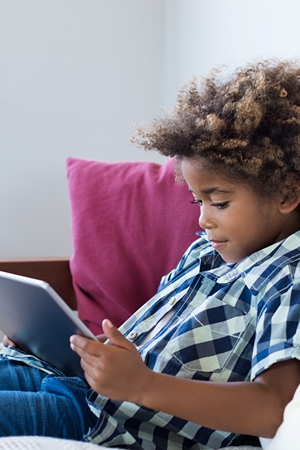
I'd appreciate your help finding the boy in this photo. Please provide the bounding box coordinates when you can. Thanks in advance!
[4,59,300,448]
[71,59,300,448]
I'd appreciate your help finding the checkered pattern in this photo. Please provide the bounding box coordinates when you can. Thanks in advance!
[85,232,300,449]
[3,232,300,449]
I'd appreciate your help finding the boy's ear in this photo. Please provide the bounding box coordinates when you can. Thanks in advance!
[279,196,300,214]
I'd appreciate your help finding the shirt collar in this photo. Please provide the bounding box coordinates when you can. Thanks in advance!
[217,231,300,289]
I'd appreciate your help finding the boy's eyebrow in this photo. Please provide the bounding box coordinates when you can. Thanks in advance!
[188,187,232,195]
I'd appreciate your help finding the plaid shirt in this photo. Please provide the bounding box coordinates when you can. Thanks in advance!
[85,231,300,449]
[3,232,300,449]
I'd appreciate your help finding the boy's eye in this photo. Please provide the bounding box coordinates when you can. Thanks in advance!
[190,199,203,206]
[190,199,229,210]
[211,202,229,210]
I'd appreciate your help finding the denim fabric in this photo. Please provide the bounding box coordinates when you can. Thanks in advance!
[0,357,97,439]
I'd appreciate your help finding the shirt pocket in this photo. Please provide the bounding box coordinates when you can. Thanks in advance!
[158,296,253,376]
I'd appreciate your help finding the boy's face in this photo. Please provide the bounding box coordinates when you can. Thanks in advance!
[181,159,299,264]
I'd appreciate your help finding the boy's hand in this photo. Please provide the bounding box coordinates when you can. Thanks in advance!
[2,335,17,348]
[70,319,154,404]
[95,334,108,344]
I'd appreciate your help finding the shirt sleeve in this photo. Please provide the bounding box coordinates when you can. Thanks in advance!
[251,280,300,380]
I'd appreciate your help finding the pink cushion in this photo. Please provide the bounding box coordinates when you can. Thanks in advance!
[67,157,200,334]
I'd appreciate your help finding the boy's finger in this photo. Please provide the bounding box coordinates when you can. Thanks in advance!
[2,336,16,347]
[102,319,132,350]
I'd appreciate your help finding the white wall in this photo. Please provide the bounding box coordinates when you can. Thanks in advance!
[2,0,300,258]
[163,0,300,104]
[0,0,164,258]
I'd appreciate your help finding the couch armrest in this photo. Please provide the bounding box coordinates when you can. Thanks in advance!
[0,258,77,310]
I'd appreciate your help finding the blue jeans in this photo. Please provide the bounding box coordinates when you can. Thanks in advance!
[0,356,97,439]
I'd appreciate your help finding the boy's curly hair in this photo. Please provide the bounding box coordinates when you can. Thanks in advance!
[132,59,300,203]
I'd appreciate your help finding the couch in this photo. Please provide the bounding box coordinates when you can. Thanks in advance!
[0,157,265,449]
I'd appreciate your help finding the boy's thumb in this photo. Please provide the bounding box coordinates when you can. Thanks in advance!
[102,319,130,348]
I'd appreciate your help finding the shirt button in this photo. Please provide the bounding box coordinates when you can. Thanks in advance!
[169,296,177,306]
[128,330,138,341]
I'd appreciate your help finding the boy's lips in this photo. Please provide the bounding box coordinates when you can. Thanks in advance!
[209,239,228,250]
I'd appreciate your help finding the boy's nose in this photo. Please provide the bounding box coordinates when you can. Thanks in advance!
[199,208,214,230]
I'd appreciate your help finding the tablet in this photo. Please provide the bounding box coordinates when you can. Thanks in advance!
[0,271,97,378]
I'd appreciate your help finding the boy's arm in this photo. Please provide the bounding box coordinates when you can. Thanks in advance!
[70,320,300,440]
[141,358,300,439]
